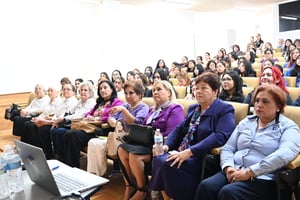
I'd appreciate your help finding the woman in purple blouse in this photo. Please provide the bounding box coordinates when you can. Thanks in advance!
[62,80,122,168]
[118,80,184,200]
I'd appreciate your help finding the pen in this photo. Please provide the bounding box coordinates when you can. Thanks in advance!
[51,166,59,171]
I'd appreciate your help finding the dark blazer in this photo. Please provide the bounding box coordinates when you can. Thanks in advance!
[166,98,235,158]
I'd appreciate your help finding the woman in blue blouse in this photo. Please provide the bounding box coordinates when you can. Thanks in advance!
[195,84,300,200]
[150,72,236,200]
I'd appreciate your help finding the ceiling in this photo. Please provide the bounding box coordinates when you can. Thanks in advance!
[118,0,285,13]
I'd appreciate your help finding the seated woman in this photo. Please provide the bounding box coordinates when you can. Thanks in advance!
[48,82,96,159]
[216,60,226,79]
[87,80,149,176]
[12,84,50,141]
[195,84,300,200]
[118,80,184,200]
[27,83,79,159]
[286,54,300,87]
[184,79,196,101]
[219,70,245,103]
[150,72,236,200]
[25,86,62,149]
[238,60,257,77]
[177,71,191,87]
[260,49,279,67]
[244,66,293,107]
[62,80,123,168]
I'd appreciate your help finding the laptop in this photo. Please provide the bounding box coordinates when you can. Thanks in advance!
[13,139,109,197]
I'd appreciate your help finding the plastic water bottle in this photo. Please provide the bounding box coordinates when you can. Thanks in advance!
[0,155,9,199]
[6,146,24,193]
[154,129,164,155]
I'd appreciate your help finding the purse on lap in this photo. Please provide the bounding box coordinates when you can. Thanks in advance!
[124,124,154,147]
[71,120,101,134]
[4,103,21,121]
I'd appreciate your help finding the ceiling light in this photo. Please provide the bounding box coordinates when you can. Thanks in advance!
[280,16,298,20]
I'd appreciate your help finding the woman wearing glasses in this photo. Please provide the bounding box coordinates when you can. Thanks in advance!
[218,70,245,103]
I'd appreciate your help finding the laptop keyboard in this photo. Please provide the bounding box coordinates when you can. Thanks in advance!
[53,173,88,193]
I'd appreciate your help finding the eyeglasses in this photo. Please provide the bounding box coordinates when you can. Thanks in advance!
[125,91,135,95]
[221,78,232,82]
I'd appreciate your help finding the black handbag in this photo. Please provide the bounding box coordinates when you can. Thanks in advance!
[123,124,154,147]
[4,103,21,121]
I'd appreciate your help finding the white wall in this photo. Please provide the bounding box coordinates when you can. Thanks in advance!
[0,0,280,94]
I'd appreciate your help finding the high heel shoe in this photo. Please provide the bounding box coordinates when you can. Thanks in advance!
[129,186,148,200]
[124,184,136,200]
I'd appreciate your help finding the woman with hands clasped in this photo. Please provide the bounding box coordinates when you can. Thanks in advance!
[195,84,300,200]
[150,72,236,200]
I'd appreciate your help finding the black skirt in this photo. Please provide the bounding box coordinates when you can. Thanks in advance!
[119,143,152,155]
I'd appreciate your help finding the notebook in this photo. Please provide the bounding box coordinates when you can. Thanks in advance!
[13,139,109,197]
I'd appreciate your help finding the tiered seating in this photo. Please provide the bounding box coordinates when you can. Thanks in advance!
[284,77,297,87]
[242,77,259,87]
[287,87,300,101]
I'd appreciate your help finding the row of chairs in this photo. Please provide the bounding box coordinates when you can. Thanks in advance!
[171,78,300,102]
[242,76,298,88]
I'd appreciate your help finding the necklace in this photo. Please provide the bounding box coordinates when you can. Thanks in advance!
[129,101,141,110]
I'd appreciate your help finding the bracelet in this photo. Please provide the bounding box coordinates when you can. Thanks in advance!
[246,168,255,181]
